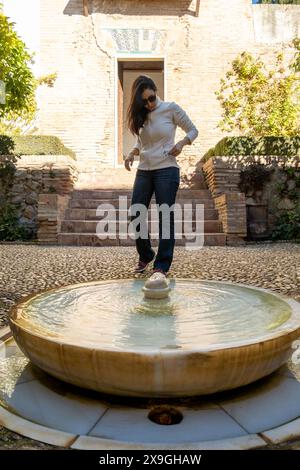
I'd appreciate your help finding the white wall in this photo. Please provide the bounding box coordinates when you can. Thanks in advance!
[3,0,40,74]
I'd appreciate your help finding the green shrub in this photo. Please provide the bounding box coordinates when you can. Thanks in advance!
[271,205,300,241]
[0,202,31,241]
[0,135,76,159]
[202,136,300,162]
[0,142,18,194]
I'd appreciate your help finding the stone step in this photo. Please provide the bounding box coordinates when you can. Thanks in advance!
[71,189,212,199]
[69,198,216,209]
[60,219,223,234]
[63,207,219,220]
[57,232,227,247]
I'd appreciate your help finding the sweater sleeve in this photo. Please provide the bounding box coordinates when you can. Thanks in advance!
[172,102,198,144]
[133,134,141,151]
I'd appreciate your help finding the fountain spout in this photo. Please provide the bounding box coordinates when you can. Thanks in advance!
[142,272,171,299]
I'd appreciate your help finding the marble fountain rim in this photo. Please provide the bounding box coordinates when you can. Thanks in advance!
[8,278,300,356]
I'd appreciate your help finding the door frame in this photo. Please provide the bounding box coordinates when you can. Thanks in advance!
[114,53,167,168]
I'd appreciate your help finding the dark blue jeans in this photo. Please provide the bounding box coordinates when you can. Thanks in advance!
[129,166,180,273]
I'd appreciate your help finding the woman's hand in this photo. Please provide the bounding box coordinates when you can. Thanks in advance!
[124,153,134,171]
[168,136,191,157]
[168,141,184,157]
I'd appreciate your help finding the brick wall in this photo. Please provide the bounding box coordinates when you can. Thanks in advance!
[37,193,71,244]
[36,1,299,180]
[214,192,247,245]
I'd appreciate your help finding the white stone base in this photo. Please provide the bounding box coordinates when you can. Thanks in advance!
[1,334,300,449]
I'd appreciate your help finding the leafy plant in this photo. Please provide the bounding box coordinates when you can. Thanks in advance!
[0,137,19,193]
[271,205,300,241]
[0,134,29,241]
[202,136,300,162]
[288,188,299,200]
[215,38,300,136]
[0,7,36,120]
[275,181,287,196]
[0,6,57,134]
[0,202,30,241]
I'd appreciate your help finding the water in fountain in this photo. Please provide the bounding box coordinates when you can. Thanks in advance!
[15,279,292,352]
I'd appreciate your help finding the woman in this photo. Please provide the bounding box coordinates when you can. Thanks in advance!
[124,75,198,278]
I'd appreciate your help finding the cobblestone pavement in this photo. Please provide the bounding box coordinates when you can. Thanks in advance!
[0,241,299,450]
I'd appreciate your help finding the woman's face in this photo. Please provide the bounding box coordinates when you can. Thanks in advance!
[141,88,157,111]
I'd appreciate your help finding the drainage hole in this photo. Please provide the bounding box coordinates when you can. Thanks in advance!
[148,406,183,426]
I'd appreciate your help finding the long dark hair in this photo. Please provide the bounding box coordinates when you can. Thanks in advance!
[126,75,157,137]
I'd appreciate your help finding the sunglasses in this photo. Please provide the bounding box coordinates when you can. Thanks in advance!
[142,94,157,105]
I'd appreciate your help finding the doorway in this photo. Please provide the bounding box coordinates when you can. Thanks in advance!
[116,58,165,166]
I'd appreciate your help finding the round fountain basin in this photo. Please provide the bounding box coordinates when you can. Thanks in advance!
[9,279,300,397]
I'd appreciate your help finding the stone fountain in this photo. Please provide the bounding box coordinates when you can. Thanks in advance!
[9,277,300,398]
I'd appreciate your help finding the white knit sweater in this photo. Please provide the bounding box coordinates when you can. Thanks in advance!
[132,96,198,171]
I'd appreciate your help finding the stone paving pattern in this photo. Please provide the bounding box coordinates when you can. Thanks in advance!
[0,241,299,450]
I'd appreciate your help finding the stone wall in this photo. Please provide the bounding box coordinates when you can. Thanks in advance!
[242,159,300,239]
[0,155,78,238]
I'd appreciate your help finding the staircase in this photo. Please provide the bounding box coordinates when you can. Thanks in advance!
[57,189,226,246]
